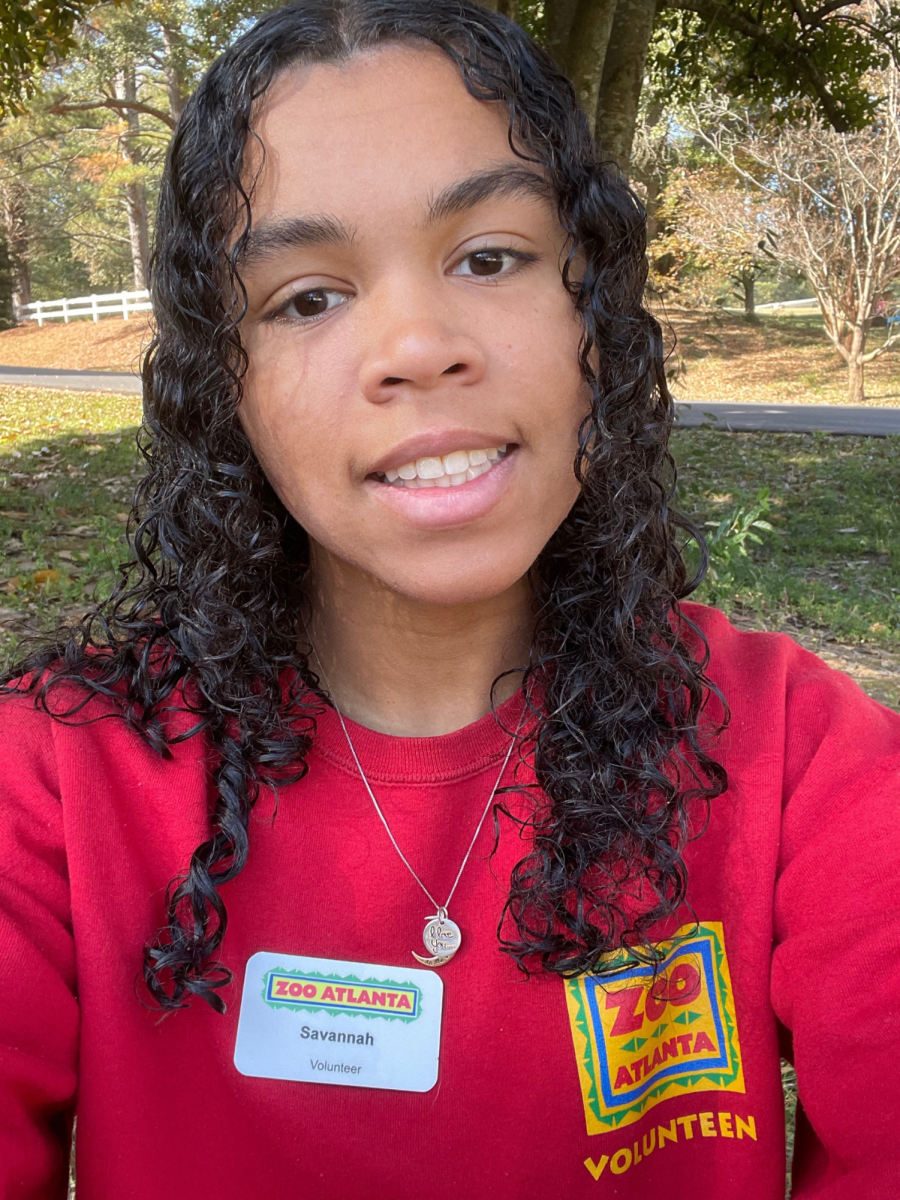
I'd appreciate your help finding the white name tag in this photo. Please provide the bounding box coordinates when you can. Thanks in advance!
[234,951,444,1092]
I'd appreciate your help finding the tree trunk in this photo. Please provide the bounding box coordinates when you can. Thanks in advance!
[115,67,150,290]
[564,0,619,128]
[1,169,32,314]
[846,326,867,403]
[643,174,662,241]
[160,22,190,124]
[124,181,150,290]
[594,0,658,172]
[544,0,580,66]
[741,272,756,319]
[846,355,865,403]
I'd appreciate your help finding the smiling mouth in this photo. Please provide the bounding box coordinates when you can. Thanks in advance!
[370,444,514,489]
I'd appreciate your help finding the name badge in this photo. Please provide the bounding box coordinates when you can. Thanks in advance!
[234,951,444,1092]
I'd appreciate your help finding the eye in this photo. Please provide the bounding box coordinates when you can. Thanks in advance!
[270,287,350,324]
[453,248,532,278]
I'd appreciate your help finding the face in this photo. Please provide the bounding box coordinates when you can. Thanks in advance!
[238,45,587,607]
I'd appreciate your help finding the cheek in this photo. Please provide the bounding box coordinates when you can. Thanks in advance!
[239,338,348,505]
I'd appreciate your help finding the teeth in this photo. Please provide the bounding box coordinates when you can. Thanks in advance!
[416,456,445,479]
[442,449,470,476]
[378,445,510,489]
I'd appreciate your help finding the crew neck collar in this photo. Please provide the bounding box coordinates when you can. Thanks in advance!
[309,687,531,785]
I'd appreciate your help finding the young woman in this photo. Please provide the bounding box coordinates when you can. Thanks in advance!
[1,2,898,1197]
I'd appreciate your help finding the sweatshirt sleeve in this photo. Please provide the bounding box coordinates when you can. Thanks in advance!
[770,650,900,1197]
[0,694,77,1199]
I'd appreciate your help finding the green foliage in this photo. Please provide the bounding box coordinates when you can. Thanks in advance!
[650,2,899,131]
[514,0,547,45]
[703,487,775,604]
[0,0,91,117]
[0,0,293,298]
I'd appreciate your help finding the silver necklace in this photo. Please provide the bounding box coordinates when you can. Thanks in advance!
[315,656,522,967]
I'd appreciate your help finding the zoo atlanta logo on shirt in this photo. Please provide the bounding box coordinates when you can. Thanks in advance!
[564,922,745,1134]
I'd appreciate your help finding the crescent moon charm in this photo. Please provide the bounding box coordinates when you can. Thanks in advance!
[412,951,457,967]
[411,913,461,968]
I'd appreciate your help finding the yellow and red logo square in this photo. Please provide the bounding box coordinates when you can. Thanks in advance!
[565,923,744,1133]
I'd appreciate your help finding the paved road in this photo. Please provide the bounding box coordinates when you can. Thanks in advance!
[0,364,141,394]
[675,400,900,436]
[1,367,899,435]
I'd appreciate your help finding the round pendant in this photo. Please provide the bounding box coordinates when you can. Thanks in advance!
[411,914,462,967]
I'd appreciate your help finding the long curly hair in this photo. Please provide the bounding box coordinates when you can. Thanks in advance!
[2,0,727,1011]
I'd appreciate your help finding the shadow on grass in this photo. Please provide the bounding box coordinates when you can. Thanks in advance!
[0,425,143,667]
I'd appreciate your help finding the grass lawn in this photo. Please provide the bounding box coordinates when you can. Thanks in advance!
[0,387,143,656]
[674,426,900,709]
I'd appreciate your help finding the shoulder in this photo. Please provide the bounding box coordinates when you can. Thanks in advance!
[679,601,900,779]
[679,600,887,702]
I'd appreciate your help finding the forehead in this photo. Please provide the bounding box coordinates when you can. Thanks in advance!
[248,44,519,222]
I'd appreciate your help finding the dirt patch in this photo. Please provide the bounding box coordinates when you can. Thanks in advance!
[0,317,151,371]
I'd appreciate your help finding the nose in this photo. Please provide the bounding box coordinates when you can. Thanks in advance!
[359,318,487,404]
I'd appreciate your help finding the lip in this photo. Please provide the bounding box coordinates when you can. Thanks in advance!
[367,445,519,530]
[366,428,515,477]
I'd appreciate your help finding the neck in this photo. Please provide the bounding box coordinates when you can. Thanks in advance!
[303,546,533,737]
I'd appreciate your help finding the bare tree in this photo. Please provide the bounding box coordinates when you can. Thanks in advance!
[689,72,900,403]
[671,166,777,318]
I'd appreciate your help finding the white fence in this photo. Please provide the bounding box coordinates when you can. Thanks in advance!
[15,289,152,326]
[755,297,819,311]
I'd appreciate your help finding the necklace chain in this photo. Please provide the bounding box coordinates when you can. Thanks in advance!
[314,654,522,918]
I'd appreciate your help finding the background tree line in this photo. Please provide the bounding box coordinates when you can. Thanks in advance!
[3,0,900,398]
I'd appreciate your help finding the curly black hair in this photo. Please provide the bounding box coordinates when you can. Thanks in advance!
[1,0,727,1011]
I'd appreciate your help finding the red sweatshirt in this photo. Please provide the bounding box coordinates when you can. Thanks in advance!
[1,603,899,1199]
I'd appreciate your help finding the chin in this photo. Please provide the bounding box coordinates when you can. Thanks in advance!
[375,553,535,607]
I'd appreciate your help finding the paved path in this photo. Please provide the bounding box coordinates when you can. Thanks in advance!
[0,365,141,394]
[675,400,900,436]
[1,367,899,435]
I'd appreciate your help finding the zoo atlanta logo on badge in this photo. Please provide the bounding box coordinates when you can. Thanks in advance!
[564,922,745,1134]
[262,966,423,1021]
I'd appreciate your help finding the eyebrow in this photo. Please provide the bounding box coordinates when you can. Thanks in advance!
[425,163,554,225]
[238,213,355,268]
[238,163,553,269]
